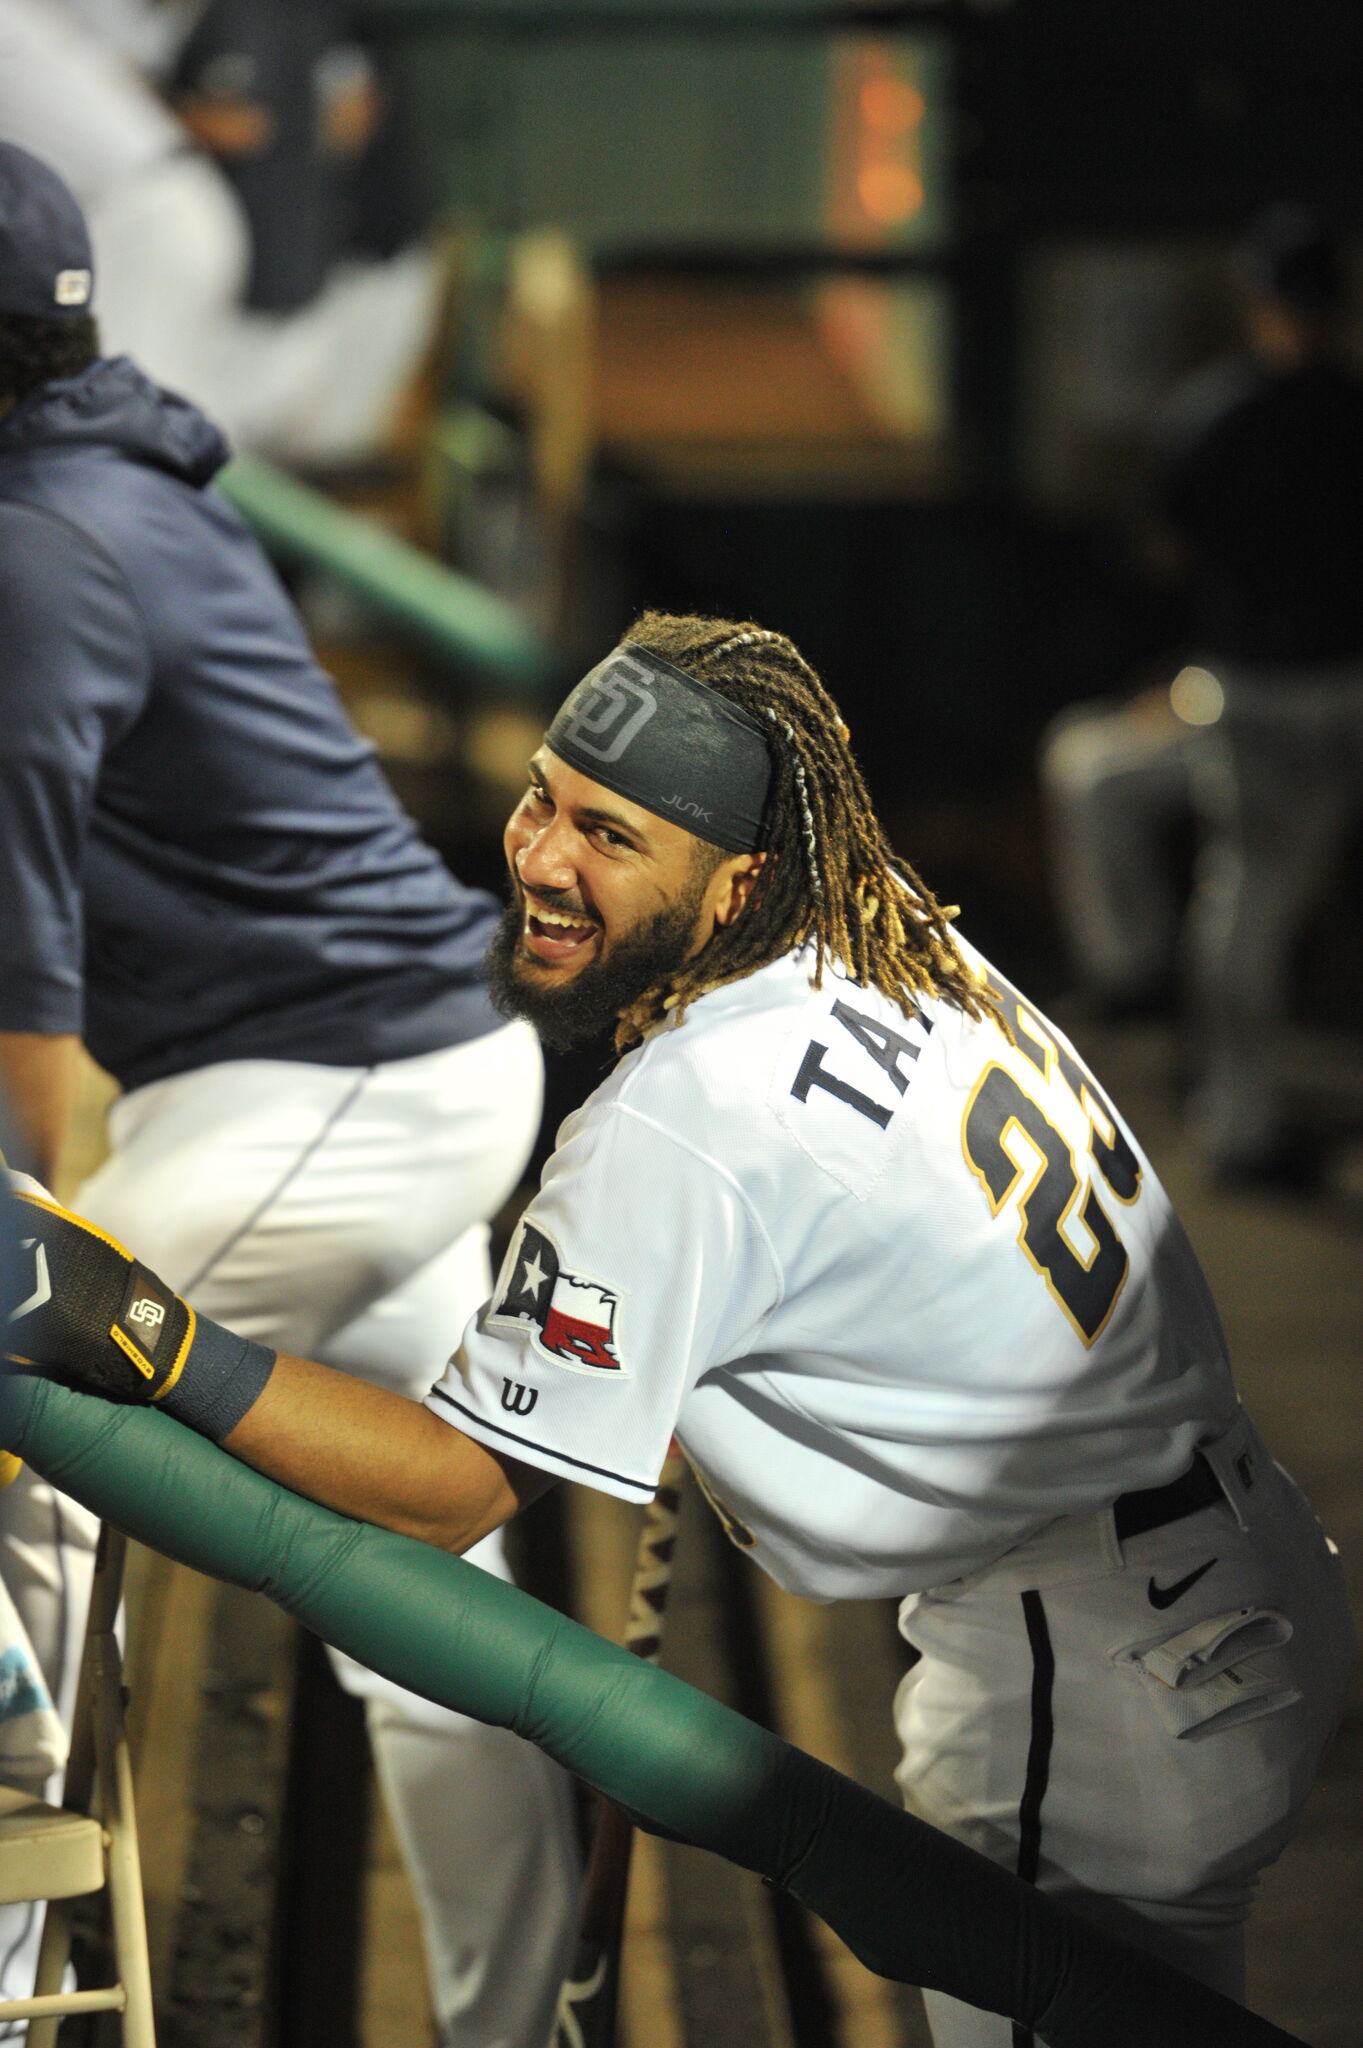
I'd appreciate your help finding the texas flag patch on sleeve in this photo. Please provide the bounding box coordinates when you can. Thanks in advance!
[486,1219,626,1375]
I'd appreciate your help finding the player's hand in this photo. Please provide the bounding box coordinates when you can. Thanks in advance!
[4,1173,195,1405]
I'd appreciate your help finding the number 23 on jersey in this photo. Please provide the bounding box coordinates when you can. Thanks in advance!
[962,977,1142,1346]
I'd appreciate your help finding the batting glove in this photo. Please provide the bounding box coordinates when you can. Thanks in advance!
[4,1173,275,1441]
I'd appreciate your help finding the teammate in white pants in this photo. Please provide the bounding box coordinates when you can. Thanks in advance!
[1044,210,1363,1182]
[0,146,576,2046]
[0,1035,579,2045]
[14,614,1352,2045]
[1162,218,1363,1177]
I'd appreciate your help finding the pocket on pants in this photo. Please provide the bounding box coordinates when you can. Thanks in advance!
[1117,1607,1302,1741]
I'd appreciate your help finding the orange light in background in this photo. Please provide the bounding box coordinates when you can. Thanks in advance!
[859,76,925,135]
[828,40,928,247]
[857,162,924,224]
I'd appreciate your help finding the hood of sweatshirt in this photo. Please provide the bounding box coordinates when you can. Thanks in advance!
[0,355,228,488]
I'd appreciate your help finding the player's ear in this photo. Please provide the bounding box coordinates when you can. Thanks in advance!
[712,851,767,928]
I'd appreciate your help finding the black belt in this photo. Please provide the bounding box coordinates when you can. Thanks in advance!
[1112,1451,1222,1542]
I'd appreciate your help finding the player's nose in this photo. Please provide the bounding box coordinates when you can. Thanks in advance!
[515,822,578,894]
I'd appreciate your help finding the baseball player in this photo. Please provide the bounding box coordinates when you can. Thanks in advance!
[1041,210,1363,1183]
[9,613,1355,2046]
[0,0,441,466]
[1158,209,1363,1184]
[0,144,577,2043]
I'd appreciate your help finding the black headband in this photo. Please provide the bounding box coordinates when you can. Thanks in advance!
[545,643,773,853]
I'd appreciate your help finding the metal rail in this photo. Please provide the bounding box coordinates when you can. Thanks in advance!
[217,455,555,698]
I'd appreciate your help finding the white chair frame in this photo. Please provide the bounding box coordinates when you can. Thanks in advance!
[0,1524,155,2046]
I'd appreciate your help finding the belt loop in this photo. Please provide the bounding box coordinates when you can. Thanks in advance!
[1197,1416,1256,1534]
[1100,1501,1124,1571]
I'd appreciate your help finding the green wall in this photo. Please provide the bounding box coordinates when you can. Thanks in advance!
[372,17,948,253]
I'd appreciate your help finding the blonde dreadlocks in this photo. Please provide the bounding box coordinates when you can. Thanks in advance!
[613,610,999,1050]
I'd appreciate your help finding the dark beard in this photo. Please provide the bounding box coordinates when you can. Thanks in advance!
[485,880,708,1053]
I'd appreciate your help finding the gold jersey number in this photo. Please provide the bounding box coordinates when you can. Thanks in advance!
[962,976,1141,1346]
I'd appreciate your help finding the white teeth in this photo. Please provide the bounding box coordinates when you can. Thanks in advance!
[531,907,592,930]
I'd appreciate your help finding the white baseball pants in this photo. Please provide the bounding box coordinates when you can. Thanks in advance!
[1185,661,1363,1172]
[1038,696,1201,1008]
[0,1025,581,2048]
[894,1409,1354,2047]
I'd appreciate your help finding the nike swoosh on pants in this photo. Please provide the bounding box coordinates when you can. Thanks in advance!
[1147,1556,1218,1610]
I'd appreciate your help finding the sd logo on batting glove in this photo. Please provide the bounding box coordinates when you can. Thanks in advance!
[4,1173,276,1442]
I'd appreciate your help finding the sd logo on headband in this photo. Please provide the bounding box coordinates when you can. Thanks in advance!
[557,653,658,764]
[546,641,772,852]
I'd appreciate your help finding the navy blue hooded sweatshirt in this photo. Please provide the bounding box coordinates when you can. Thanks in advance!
[0,358,503,1090]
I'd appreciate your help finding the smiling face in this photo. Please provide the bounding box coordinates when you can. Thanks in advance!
[485,749,763,1050]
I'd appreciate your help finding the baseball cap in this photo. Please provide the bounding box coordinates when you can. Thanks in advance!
[0,142,94,319]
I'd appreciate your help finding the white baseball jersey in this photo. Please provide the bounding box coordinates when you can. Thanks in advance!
[429,939,1238,1601]
[0,1,186,200]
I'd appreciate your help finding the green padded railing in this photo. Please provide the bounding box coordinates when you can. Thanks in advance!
[216,454,554,696]
[0,1376,1303,2048]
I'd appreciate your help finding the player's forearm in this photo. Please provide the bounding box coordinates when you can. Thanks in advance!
[222,1351,542,1552]
[0,1032,80,1186]
[4,1179,549,1550]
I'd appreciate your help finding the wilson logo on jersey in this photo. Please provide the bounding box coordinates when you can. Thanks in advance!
[488,1220,625,1375]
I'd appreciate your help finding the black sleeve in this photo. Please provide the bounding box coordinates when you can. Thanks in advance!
[0,501,151,1036]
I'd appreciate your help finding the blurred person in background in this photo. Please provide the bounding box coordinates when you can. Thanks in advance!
[0,0,442,465]
[0,143,578,2042]
[165,0,417,316]
[1160,207,1363,1186]
[1040,669,1201,1028]
[1042,208,1363,1187]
